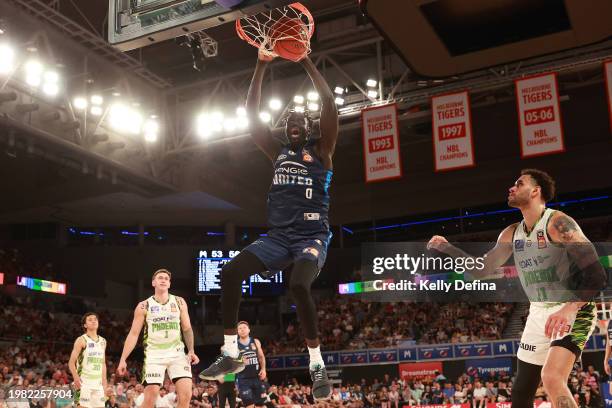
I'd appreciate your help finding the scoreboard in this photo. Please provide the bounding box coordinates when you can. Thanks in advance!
[197,249,284,296]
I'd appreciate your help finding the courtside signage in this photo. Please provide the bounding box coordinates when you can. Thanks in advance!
[431,91,475,171]
[515,73,565,158]
[361,103,402,182]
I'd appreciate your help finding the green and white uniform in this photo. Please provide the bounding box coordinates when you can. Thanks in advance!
[75,335,106,408]
[513,208,596,365]
[141,294,192,384]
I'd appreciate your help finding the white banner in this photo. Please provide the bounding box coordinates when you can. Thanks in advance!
[605,61,612,133]
[361,103,402,182]
[431,91,475,171]
[515,73,565,157]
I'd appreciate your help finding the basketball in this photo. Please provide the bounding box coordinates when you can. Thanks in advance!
[270,17,309,62]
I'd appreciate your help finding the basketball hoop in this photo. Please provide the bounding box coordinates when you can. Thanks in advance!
[236,2,314,60]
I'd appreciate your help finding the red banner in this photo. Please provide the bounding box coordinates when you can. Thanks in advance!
[431,91,475,171]
[399,362,442,380]
[485,401,549,408]
[605,61,612,133]
[361,103,403,182]
[515,73,565,158]
[411,405,469,408]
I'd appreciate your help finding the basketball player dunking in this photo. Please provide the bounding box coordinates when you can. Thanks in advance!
[199,49,338,401]
[428,169,606,408]
[117,269,199,408]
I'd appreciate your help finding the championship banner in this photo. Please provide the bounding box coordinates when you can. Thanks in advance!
[431,91,475,171]
[605,61,612,132]
[399,362,442,380]
[361,103,402,182]
[515,73,565,157]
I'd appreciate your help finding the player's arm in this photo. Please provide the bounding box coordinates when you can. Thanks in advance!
[68,337,86,389]
[117,302,146,375]
[254,338,266,380]
[545,211,607,337]
[246,51,281,162]
[427,223,517,279]
[300,56,338,164]
[605,321,612,376]
[177,296,200,365]
[102,353,108,390]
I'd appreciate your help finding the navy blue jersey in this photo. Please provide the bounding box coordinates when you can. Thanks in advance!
[608,320,612,342]
[268,141,332,232]
[237,337,260,379]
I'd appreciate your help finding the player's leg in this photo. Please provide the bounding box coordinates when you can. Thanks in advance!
[540,346,577,407]
[290,259,331,400]
[167,355,193,408]
[142,384,160,408]
[542,303,597,407]
[512,361,543,408]
[513,306,549,408]
[237,379,255,408]
[253,380,266,408]
[201,233,291,380]
[141,362,164,408]
[290,233,332,400]
[173,378,192,408]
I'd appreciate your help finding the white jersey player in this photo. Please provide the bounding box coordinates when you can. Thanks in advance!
[428,169,605,408]
[117,269,199,408]
[69,313,107,408]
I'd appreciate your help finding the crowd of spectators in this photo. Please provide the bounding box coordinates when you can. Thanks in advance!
[0,296,131,353]
[268,297,514,354]
[0,339,606,407]
[0,248,65,283]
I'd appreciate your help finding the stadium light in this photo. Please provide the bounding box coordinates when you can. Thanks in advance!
[210,111,223,132]
[91,95,103,105]
[259,111,271,123]
[367,90,378,98]
[0,44,15,74]
[109,103,143,135]
[90,106,103,116]
[307,102,319,111]
[269,98,282,111]
[24,60,43,87]
[237,116,249,130]
[334,86,344,95]
[366,78,377,88]
[41,71,59,97]
[307,91,319,101]
[334,97,345,106]
[143,119,159,142]
[294,105,305,113]
[73,97,88,110]
[223,118,237,132]
[196,113,212,139]
[293,95,304,104]
[236,106,246,117]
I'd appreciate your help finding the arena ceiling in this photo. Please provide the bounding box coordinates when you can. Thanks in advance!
[0,0,611,227]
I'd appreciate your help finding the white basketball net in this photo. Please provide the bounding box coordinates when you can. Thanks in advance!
[237,3,314,59]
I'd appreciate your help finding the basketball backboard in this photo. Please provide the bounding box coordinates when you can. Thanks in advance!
[109,0,293,51]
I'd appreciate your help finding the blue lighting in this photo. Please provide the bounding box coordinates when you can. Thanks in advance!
[365,195,610,233]
[206,232,226,236]
[342,226,354,235]
[120,231,149,236]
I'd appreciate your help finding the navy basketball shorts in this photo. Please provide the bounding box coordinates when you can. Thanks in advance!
[236,377,267,406]
[244,228,332,276]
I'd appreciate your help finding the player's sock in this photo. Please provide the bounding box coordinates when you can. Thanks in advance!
[224,335,239,358]
[308,345,324,369]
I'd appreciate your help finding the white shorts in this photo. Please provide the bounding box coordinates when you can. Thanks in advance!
[76,384,105,408]
[517,302,596,366]
[142,354,192,385]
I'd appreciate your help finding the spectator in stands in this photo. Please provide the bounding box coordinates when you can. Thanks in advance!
[472,381,487,408]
